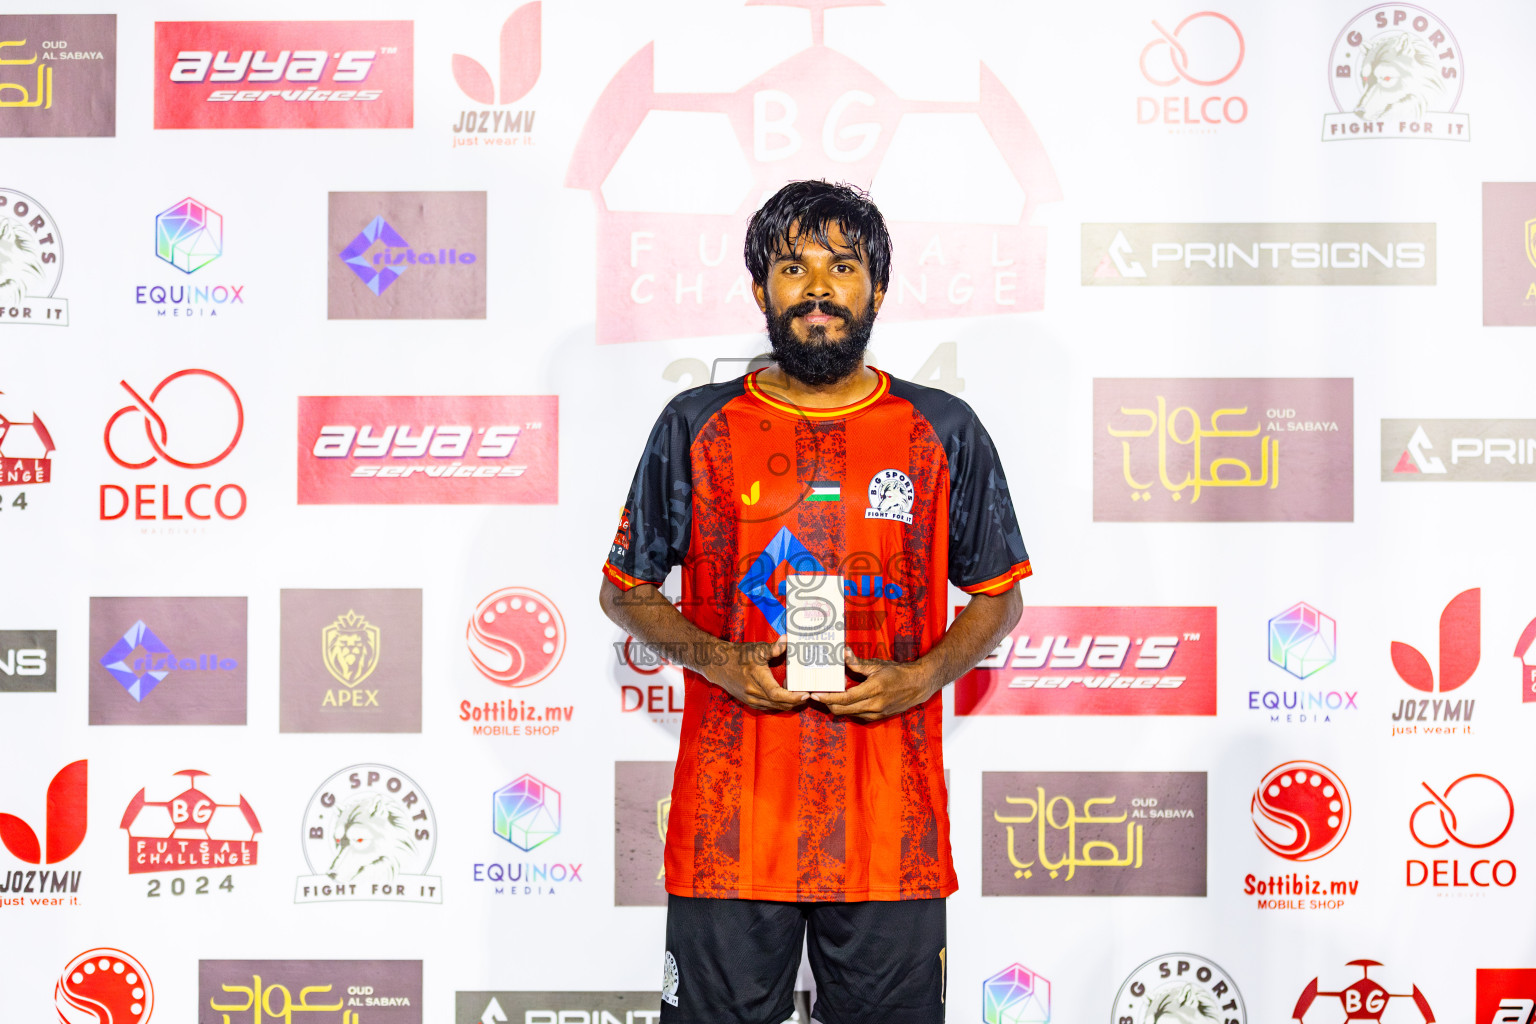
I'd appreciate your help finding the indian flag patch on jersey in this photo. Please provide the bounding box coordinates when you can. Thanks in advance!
[807,481,840,502]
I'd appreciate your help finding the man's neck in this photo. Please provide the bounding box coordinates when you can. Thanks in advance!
[757,363,880,410]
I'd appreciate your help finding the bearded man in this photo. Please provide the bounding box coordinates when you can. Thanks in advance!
[599,180,1031,1024]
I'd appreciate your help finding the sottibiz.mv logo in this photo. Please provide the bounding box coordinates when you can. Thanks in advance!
[298,396,557,505]
[57,948,153,1024]
[154,20,413,129]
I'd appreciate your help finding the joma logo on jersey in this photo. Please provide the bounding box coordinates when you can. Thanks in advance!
[169,49,377,85]
[313,425,523,476]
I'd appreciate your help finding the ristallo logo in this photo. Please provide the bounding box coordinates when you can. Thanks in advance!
[0,189,69,326]
[89,598,248,725]
[0,759,86,907]
[955,606,1216,716]
[1390,587,1478,735]
[1407,773,1515,890]
[0,16,117,138]
[565,0,1061,345]
[450,3,539,149]
[329,192,486,319]
[1477,970,1536,1024]
[56,948,153,1024]
[1137,13,1248,131]
[298,395,557,505]
[99,369,247,524]
[1291,961,1434,1024]
[120,770,260,892]
[154,21,413,129]
[133,198,247,320]
[1323,5,1467,141]
[1244,761,1359,911]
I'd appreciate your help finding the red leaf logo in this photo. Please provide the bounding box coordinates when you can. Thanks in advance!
[1391,588,1480,694]
[0,759,87,864]
[452,3,541,106]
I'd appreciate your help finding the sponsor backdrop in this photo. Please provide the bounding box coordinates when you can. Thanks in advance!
[2,1,1535,1023]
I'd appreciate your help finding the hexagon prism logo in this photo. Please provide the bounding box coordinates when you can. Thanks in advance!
[1269,603,1337,679]
[493,774,560,852]
[565,0,1061,345]
[983,963,1049,1024]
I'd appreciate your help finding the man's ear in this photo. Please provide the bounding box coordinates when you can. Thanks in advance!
[871,283,886,315]
[752,280,769,313]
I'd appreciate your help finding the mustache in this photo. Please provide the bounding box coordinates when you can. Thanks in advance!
[780,299,856,321]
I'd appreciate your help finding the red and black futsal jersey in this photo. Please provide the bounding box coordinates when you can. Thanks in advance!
[603,368,1031,902]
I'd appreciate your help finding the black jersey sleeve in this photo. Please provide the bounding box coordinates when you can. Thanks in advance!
[602,381,744,591]
[889,378,1032,594]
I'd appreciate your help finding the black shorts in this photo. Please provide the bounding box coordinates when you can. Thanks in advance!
[660,894,946,1024]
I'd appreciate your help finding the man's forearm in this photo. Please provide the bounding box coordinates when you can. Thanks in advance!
[916,585,1023,690]
[599,578,727,676]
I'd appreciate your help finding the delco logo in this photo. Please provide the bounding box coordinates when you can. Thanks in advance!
[154,21,413,129]
[298,396,557,505]
[957,607,1217,715]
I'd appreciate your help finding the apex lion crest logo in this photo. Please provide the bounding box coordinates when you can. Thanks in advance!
[321,610,381,687]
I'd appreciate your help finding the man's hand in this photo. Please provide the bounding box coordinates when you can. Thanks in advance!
[702,636,808,713]
[813,650,939,723]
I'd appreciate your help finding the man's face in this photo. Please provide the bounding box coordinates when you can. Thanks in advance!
[753,222,886,387]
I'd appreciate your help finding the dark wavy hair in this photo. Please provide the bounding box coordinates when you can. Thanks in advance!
[744,180,892,291]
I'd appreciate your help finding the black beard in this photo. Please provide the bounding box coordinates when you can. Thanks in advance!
[765,298,876,388]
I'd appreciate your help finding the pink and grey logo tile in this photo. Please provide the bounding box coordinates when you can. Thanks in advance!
[279,589,421,733]
[1094,378,1353,522]
[1482,183,1536,326]
[328,192,485,319]
[88,597,246,725]
[0,15,116,137]
[614,760,672,906]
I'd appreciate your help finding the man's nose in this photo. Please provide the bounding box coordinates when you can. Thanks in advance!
[801,273,833,300]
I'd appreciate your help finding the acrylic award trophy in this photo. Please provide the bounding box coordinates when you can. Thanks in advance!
[784,573,846,692]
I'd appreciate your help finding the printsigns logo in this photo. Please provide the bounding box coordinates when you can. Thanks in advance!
[1252,761,1350,862]
[1384,420,1536,481]
[0,16,116,137]
[456,992,700,1024]
[983,964,1050,1024]
[0,629,55,692]
[1324,5,1467,141]
[615,761,672,906]
[297,764,441,904]
[451,3,539,148]
[328,192,485,319]
[1084,223,1435,285]
[1137,13,1248,131]
[280,589,421,734]
[1407,773,1515,890]
[299,396,557,505]
[981,771,1206,896]
[566,0,1061,345]
[956,606,1216,716]
[1483,183,1536,326]
[203,961,423,1024]
[467,587,566,687]
[1477,970,1536,1024]
[154,21,413,130]
[56,948,152,1024]
[0,393,54,488]
[1093,379,1354,522]
[1292,961,1435,1023]
[120,770,260,880]
[1113,955,1244,1024]
[1269,603,1336,679]
[88,598,247,725]
[492,775,559,852]
[0,189,68,325]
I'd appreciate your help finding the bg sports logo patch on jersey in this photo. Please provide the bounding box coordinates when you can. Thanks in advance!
[154,21,413,129]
